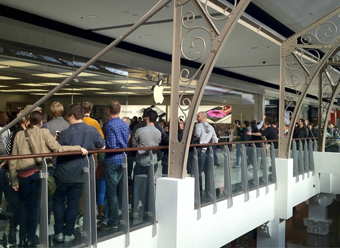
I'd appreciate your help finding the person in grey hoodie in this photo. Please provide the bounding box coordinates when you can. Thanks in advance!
[193,111,218,197]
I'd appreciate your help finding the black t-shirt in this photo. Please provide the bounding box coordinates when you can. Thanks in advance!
[261,127,278,149]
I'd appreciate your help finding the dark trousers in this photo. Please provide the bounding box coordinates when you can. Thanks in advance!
[133,163,157,214]
[53,178,83,236]
[18,172,41,241]
[3,172,19,229]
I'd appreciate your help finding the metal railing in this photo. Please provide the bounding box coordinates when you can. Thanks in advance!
[0,139,288,247]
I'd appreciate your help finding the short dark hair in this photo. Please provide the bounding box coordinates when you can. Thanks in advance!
[264,118,271,126]
[243,120,249,127]
[143,107,152,118]
[81,101,93,114]
[234,120,240,125]
[146,110,158,123]
[66,103,84,120]
[108,101,121,115]
[29,111,43,127]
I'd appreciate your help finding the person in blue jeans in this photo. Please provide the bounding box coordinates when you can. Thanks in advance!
[97,101,129,231]
[232,120,242,168]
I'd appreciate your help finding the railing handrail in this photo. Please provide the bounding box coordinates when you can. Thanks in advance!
[1,138,317,161]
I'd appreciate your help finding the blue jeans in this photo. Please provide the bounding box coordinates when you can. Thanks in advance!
[197,149,207,194]
[236,144,241,166]
[53,178,83,236]
[18,171,40,241]
[103,162,122,225]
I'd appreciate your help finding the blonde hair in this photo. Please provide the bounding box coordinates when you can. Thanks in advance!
[50,102,64,117]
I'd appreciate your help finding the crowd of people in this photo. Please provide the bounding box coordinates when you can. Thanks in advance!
[0,101,338,247]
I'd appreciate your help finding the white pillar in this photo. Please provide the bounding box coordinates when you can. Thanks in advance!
[257,218,286,248]
[304,193,335,247]
[156,177,195,248]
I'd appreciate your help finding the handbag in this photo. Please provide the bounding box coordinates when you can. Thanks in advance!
[24,130,56,195]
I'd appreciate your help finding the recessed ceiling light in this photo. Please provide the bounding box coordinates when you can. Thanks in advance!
[54,93,83,95]
[41,82,61,86]
[0,60,39,67]
[62,87,105,91]
[121,86,151,90]
[146,35,153,38]
[18,83,44,87]
[94,92,138,95]
[0,76,21,80]
[110,80,143,84]
[32,73,67,78]
[83,80,113,85]
[88,15,97,18]
[61,72,98,77]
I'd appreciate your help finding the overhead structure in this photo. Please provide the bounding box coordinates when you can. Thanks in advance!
[167,0,251,178]
[279,7,340,157]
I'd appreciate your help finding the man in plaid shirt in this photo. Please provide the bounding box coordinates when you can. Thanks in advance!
[98,100,129,231]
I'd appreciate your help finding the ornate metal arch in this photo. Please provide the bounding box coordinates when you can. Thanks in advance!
[279,7,340,158]
[168,0,251,178]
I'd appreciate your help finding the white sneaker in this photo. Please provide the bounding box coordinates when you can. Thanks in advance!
[64,234,75,242]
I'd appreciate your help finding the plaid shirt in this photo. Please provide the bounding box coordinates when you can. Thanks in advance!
[105,117,130,164]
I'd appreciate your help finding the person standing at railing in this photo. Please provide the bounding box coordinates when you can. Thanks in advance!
[97,101,129,231]
[294,119,309,150]
[10,111,88,247]
[42,102,70,226]
[232,120,242,168]
[249,118,278,149]
[80,101,105,226]
[193,111,218,198]
[131,110,161,220]
[53,103,104,243]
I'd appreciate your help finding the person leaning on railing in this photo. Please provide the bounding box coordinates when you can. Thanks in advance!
[9,111,88,247]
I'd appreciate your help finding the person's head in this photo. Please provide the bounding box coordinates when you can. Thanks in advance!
[251,122,258,132]
[158,119,165,127]
[305,119,309,126]
[146,110,158,124]
[307,123,313,130]
[28,111,43,128]
[263,118,271,129]
[272,121,278,128]
[81,101,93,115]
[142,107,152,119]
[299,119,305,127]
[314,124,318,129]
[108,100,121,116]
[122,117,131,126]
[234,120,241,127]
[138,117,142,123]
[17,109,28,127]
[196,111,207,123]
[132,116,137,122]
[179,118,184,131]
[243,120,249,128]
[50,102,64,118]
[0,111,8,127]
[163,124,169,132]
[66,103,84,123]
